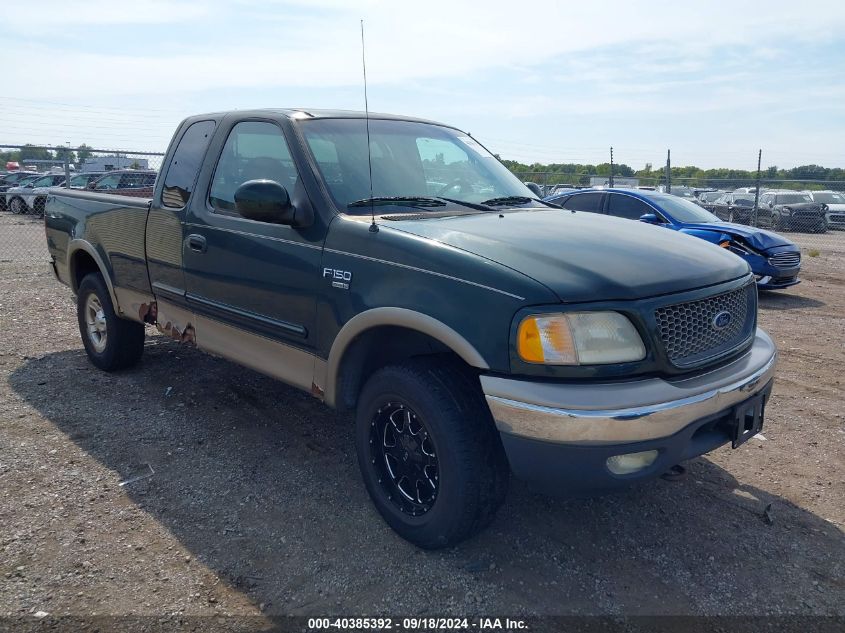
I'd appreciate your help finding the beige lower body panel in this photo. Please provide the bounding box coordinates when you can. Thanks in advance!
[194,314,315,393]
[114,287,156,323]
[154,299,318,395]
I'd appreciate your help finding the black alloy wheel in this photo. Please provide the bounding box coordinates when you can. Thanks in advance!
[370,402,438,517]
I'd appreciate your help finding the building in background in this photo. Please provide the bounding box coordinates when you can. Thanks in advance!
[589,176,639,187]
[81,156,149,172]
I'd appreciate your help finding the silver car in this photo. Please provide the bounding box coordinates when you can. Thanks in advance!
[804,190,845,229]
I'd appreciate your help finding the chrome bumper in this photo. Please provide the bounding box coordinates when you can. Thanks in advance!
[483,328,777,445]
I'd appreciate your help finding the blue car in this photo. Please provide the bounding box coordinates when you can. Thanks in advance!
[545,188,801,290]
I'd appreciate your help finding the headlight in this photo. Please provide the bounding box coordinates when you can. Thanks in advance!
[782,207,792,215]
[516,312,646,365]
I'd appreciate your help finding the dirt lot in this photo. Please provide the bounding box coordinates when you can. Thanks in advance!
[1,213,843,625]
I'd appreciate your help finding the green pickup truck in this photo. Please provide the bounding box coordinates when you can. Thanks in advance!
[44,109,777,548]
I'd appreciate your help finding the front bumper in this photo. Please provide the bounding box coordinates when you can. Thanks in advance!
[756,274,800,289]
[745,251,800,290]
[826,211,845,229]
[482,328,777,494]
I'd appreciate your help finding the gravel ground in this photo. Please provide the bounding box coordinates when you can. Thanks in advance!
[1,213,843,624]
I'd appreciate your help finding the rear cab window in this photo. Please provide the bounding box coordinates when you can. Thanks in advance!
[161,120,216,209]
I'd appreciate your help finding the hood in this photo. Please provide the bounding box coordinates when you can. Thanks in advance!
[383,209,749,303]
[680,222,794,251]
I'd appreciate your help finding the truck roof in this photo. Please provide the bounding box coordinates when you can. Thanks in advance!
[185,108,460,130]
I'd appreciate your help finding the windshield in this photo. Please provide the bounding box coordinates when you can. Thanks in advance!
[649,193,722,223]
[812,192,845,204]
[734,195,755,205]
[300,118,535,214]
[778,193,812,204]
[31,175,57,187]
[69,174,91,187]
[5,173,34,184]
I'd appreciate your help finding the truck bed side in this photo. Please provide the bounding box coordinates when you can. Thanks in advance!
[45,188,155,323]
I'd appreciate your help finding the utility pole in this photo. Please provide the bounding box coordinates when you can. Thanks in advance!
[665,149,671,193]
[63,142,71,187]
[609,147,614,187]
[753,149,762,227]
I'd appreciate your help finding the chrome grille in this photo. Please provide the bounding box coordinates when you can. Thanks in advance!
[655,284,756,368]
[768,251,800,269]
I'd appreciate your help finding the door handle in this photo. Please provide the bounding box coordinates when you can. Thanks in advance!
[186,234,207,253]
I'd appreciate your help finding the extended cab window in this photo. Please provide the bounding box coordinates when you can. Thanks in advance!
[161,120,215,209]
[606,194,651,220]
[561,192,603,213]
[209,121,298,215]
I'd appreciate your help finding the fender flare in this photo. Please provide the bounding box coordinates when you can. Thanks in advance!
[323,307,489,408]
[67,239,120,311]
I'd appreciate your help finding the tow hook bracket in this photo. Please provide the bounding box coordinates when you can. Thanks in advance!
[661,464,687,482]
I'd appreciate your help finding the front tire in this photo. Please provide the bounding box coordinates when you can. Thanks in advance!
[76,273,145,371]
[355,358,509,549]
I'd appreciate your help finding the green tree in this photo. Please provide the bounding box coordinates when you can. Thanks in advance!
[20,145,53,161]
[76,144,94,165]
[55,146,77,165]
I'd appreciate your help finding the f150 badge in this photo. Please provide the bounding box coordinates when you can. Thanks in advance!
[324,267,352,290]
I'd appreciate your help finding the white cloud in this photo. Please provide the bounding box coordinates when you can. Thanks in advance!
[2,0,844,165]
[3,0,845,99]
[3,0,209,30]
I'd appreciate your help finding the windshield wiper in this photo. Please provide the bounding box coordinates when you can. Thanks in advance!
[479,195,563,210]
[479,196,536,206]
[436,197,497,212]
[347,196,446,208]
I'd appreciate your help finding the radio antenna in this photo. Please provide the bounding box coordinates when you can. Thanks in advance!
[361,19,378,233]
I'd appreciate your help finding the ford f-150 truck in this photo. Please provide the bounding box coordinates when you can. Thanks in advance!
[45,109,777,548]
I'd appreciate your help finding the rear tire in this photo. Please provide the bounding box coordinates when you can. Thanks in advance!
[9,197,26,215]
[355,358,509,549]
[76,273,145,371]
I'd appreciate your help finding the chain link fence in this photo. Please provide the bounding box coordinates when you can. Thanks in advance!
[2,143,842,278]
[1,144,165,269]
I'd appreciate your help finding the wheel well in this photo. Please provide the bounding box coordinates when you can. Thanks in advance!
[334,326,469,411]
[70,250,102,293]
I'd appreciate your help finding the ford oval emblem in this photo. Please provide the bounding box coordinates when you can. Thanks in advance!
[713,311,732,330]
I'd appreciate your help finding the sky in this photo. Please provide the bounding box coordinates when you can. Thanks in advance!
[2,0,845,170]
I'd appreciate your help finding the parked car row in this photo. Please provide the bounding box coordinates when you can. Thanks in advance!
[0,169,157,215]
[697,189,833,232]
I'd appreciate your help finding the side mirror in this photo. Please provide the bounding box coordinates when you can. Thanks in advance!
[639,213,659,224]
[234,179,296,225]
[87,182,96,190]
[768,201,773,208]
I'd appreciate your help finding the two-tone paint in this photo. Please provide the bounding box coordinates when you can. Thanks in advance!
[45,109,776,494]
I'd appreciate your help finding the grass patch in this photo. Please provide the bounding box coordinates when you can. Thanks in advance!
[808,249,820,257]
